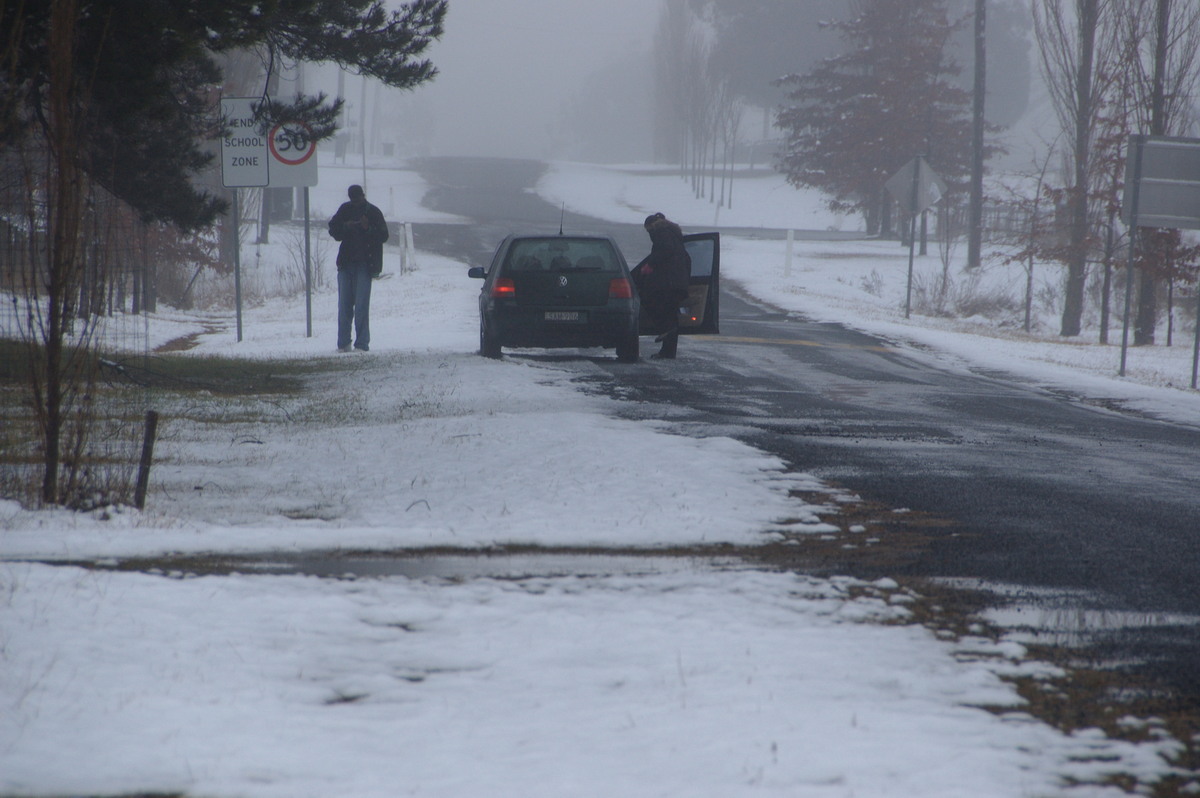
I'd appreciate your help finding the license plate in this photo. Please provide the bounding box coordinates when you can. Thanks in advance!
[544,311,583,322]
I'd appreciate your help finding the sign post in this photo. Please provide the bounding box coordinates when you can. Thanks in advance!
[266,121,319,337]
[221,98,269,342]
[220,99,320,341]
[886,157,947,318]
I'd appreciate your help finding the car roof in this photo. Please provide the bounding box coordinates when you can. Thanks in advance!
[504,232,617,242]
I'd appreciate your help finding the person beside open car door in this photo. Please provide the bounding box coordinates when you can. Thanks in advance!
[634,212,691,359]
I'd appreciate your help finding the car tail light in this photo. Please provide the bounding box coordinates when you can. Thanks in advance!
[492,278,516,298]
[608,277,633,299]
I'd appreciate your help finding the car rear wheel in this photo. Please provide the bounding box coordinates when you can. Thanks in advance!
[616,331,639,363]
[480,320,502,359]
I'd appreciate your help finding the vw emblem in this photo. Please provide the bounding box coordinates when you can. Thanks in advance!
[558,275,568,287]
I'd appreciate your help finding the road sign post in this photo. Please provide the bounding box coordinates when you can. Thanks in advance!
[220,98,268,342]
[886,157,947,318]
[220,99,320,341]
[265,121,319,337]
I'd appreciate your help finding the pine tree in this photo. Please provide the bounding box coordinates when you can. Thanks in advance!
[1,0,446,506]
[1,0,447,232]
[774,0,974,233]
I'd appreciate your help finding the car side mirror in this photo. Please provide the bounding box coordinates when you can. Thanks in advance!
[468,267,486,279]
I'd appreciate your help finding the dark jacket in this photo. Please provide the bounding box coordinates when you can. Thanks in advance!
[328,198,388,274]
[639,216,691,298]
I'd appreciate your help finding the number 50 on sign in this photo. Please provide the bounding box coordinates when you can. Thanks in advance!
[268,122,318,187]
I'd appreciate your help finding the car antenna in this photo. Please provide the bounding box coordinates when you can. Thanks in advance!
[559,203,565,235]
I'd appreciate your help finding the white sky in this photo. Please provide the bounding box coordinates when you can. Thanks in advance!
[416,0,659,157]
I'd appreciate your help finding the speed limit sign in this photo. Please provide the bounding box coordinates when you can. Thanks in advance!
[268,122,318,186]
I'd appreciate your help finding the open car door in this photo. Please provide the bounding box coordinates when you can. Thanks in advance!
[635,231,720,336]
[679,232,719,334]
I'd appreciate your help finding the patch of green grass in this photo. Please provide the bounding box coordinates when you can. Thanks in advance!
[0,342,356,506]
[97,352,326,397]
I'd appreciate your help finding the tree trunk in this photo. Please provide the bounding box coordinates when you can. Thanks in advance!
[1060,0,1098,338]
[1133,0,1171,345]
[41,291,64,505]
[1100,214,1115,344]
[1134,266,1158,345]
[1061,249,1088,336]
[967,0,986,270]
[40,0,87,504]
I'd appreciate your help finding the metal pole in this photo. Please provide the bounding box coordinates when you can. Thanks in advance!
[233,189,243,342]
[905,157,921,319]
[1191,285,1200,388]
[304,187,312,337]
[785,229,794,278]
[401,222,410,274]
[1120,137,1144,377]
[360,74,368,188]
[405,222,415,272]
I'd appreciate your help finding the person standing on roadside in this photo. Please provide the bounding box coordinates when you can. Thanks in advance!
[634,212,691,359]
[328,184,388,352]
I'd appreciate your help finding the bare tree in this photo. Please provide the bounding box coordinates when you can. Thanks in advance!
[652,0,698,167]
[19,0,98,505]
[714,85,743,210]
[1090,37,1140,344]
[653,1,744,206]
[1033,0,1121,336]
[998,139,1061,333]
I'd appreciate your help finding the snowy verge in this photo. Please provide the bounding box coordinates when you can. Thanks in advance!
[0,562,1178,798]
[0,251,833,558]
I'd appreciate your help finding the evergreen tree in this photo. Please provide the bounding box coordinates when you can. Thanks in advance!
[1,0,447,232]
[1,0,445,507]
[774,0,974,232]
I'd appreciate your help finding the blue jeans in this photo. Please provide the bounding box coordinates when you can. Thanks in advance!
[337,266,372,350]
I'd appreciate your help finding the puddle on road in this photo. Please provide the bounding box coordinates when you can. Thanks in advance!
[935,577,1200,708]
[937,577,1200,649]
[122,551,750,581]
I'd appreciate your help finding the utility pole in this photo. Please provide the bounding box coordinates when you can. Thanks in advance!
[967,0,986,270]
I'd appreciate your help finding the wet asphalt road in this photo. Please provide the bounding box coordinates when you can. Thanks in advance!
[409,156,1200,698]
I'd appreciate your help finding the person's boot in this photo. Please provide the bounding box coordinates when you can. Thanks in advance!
[652,330,678,359]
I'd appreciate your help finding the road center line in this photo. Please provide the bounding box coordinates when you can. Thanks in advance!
[711,335,892,353]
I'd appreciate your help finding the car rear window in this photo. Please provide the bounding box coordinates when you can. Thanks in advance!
[505,238,620,273]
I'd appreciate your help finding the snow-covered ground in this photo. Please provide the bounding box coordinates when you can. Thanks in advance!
[2,159,1197,796]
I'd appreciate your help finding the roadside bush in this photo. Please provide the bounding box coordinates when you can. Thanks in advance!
[910,267,1022,322]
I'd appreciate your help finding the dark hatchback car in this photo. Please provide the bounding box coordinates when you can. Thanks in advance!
[468,231,720,361]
